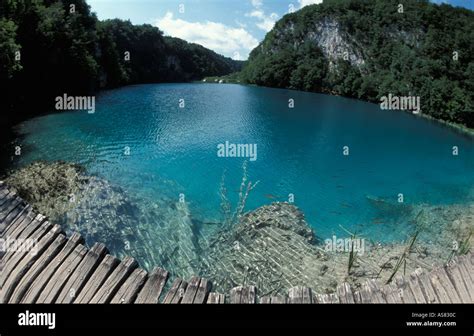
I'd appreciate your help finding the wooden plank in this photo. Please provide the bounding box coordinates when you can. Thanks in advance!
[135,267,169,304]
[0,224,62,303]
[3,213,45,266]
[414,268,439,303]
[407,269,428,304]
[162,278,182,304]
[259,296,271,304]
[37,244,88,303]
[428,269,452,303]
[1,201,27,233]
[314,293,339,303]
[193,278,211,304]
[20,232,83,303]
[445,261,473,303]
[89,256,138,304]
[435,267,462,303]
[240,286,256,304]
[229,286,243,304]
[288,286,303,304]
[302,287,313,304]
[360,279,385,303]
[207,292,225,304]
[0,220,54,288]
[111,268,148,304]
[0,196,23,222]
[181,276,201,304]
[170,280,188,304]
[0,191,16,211]
[56,243,108,304]
[394,276,417,303]
[74,254,119,303]
[381,282,404,303]
[428,268,456,303]
[270,295,287,304]
[8,234,67,304]
[3,207,37,241]
[336,282,355,303]
[3,215,45,263]
[456,256,474,293]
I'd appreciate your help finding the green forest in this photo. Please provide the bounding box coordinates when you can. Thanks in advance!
[239,0,474,127]
[0,0,242,126]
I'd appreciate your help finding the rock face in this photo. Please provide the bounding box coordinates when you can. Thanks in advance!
[298,17,366,70]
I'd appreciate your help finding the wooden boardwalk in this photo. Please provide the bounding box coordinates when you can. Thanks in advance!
[0,181,472,304]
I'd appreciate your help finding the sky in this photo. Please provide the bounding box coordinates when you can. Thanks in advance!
[86,0,474,60]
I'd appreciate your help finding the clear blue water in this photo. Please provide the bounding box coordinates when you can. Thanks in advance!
[12,83,474,242]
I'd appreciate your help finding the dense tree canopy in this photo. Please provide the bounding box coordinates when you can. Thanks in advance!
[240,0,474,127]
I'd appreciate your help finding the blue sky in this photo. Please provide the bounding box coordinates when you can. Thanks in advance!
[86,0,474,60]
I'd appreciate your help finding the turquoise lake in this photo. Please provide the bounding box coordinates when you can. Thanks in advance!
[11,83,474,242]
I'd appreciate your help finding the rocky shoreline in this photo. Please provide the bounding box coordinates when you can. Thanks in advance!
[4,161,472,295]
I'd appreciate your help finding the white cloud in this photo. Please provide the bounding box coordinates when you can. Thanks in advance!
[298,0,323,8]
[247,1,279,32]
[155,12,259,59]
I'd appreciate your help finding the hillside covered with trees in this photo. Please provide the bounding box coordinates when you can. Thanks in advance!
[0,0,242,126]
[239,0,474,127]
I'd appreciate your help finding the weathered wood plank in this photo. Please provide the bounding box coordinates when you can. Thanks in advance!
[134,267,169,304]
[2,213,45,265]
[0,191,16,211]
[229,286,243,304]
[435,267,462,303]
[89,256,138,304]
[360,279,385,303]
[74,254,119,303]
[193,278,211,304]
[0,196,23,222]
[445,260,473,303]
[301,287,313,304]
[3,206,36,240]
[20,232,83,303]
[0,220,54,288]
[162,278,182,304]
[336,282,355,303]
[239,286,256,304]
[111,268,148,304]
[414,268,439,303]
[171,280,188,304]
[259,296,271,304]
[181,276,201,304]
[56,243,108,304]
[1,201,27,233]
[8,234,67,303]
[270,295,287,304]
[381,282,404,303]
[288,286,303,304]
[456,255,474,294]
[38,244,88,303]
[0,224,62,303]
[429,269,452,303]
[314,293,339,304]
[394,276,417,303]
[206,292,225,304]
[407,269,428,304]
